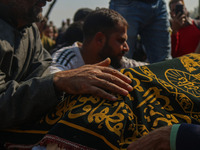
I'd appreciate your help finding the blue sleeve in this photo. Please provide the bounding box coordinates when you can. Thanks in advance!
[176,123,200,150]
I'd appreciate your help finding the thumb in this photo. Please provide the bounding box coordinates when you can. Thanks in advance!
[95,58,111,67]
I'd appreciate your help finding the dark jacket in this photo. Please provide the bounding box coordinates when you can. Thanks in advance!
[0,18,61,129]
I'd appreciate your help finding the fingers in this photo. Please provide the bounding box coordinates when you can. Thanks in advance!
[95,58,132,84]
[98,66,132,84]
[174,13,185,24]
[79,77,131,101]
[86,86,118,101]
[95,73,133,95]
[95,58,111,67]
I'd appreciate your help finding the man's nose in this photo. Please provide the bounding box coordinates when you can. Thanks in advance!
[123,43,129,52]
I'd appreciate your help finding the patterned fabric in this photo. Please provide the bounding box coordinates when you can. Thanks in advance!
[1,53,200,150]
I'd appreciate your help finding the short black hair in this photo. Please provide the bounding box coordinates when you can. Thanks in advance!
[64,21,84,45]
[83,8,128,40]
[73,8,93,22]
[58,21,84,47]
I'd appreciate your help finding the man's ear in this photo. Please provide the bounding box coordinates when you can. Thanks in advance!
[94,32,106,47]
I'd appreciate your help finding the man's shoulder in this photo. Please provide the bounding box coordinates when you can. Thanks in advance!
[52,45,80,64]
[51,44,84,70]
[53,45,79,56]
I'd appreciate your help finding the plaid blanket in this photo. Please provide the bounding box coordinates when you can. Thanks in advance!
[1,53,200,150]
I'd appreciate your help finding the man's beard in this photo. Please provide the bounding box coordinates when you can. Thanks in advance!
[25,7,43,23]
[29,0,47,23]
[99,42,122,69]
[10,2,44,25]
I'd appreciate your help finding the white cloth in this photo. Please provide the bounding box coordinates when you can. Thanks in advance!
[119,56,149,70]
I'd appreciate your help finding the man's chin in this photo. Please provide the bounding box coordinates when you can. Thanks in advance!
[34,13,44,22]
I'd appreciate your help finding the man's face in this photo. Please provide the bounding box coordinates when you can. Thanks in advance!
[44,25,54,39]
[8,0,51,26]
[99,23,129,69]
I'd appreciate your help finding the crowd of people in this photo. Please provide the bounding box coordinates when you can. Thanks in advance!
[0,0,200,149]
[38,0,200,63]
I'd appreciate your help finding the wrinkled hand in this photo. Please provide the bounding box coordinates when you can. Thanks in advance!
[53,58,133,101]
[127,126,172,150]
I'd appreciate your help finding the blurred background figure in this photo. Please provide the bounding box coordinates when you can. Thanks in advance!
[66,18,71,27]
[54,8,93,54]
[73,7,93,22]
[50,21,84,54]
[58,20,67,34]
[36,18,56,53]
[109,0,172,63]
[169,0,200,57]
[52,25,58,41]
[58,18,71,35]
[44,24,54,40]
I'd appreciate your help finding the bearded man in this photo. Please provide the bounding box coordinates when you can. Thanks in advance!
[50,8,148,74]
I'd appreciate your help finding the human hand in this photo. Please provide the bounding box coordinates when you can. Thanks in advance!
[171,13,186,33]
[127,126,172,150]
[53,58,133,101]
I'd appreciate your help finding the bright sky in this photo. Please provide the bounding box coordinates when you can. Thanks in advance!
[43,0,199,28]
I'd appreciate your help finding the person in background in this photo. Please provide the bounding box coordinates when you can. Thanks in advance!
[36,18,56,52]
[50,21,84,55]
[57,18,71,36]
[109,0,172,63]
[55,7,93,52]
[73,7,93,22]
[169,0,200,58]
[44,24,54,40]
[53,25,58,41]
[58,20,67,34]
[66,18,71,27]
[50,8,149,74]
